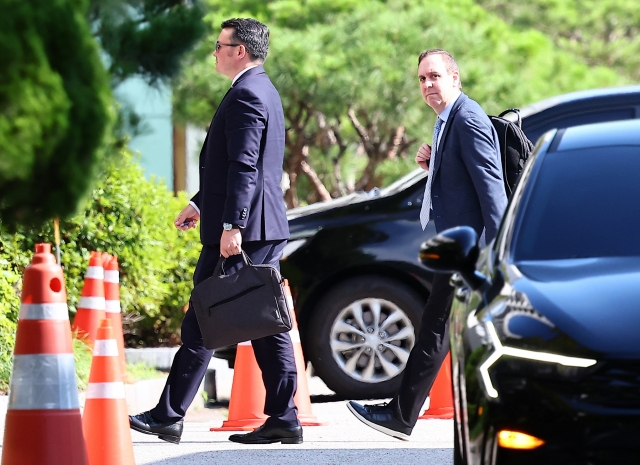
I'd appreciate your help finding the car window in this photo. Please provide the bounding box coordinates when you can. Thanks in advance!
[524,108,637,144]
[513,145,640,260]
[492,132,550,262]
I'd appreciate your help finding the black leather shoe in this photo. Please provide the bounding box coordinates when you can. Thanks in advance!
[347,401,412,440]
[228,423,303,444]
[129,411,183,444]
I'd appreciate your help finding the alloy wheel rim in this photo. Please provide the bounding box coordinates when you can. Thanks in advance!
[329,298,415,384]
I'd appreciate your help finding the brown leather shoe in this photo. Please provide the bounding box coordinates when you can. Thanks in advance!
[228,423,303,444]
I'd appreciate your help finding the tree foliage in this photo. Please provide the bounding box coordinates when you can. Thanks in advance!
[174,0,625,207]
[475,0,640,80]
[0,149,201,390]
[90,0,207,86]
[0,0,111,228]
[0,150,201,352]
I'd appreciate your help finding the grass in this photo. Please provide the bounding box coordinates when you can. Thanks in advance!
[73,337,94,391]
[125,361,165,383]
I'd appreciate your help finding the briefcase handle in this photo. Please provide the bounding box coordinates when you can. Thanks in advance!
[213,249,253,276]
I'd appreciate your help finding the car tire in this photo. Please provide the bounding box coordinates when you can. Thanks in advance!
[306,276,425,399]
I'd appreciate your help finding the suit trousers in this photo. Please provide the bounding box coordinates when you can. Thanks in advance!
[389,272,454,429]
[150,240,299,428]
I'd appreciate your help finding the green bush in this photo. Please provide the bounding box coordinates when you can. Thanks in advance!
[0,0,111,227]
[0,149,201,391]
[0,254,20,393]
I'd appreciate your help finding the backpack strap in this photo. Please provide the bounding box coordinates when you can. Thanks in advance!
[498,108,522,128]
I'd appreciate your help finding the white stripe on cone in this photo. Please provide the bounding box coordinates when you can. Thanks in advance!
[19,303,69,321]
[93,339,119,356]
[105,300,121,314]
[8,354,80,410]
[84,266,104,280]
[86,382,126,399]
[104,270,119,283]
[78,296,106,310]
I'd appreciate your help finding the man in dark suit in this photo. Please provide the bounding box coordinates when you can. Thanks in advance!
[347,49,508,439]
[129,18,302,445]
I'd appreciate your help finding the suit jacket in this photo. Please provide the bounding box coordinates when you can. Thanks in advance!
[191,66,290,245]
[430,93,507,242]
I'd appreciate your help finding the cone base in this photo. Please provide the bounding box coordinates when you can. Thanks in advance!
[2,410,88,465]
[418,407,454,420]
[210,418,265,431]
[218,330,327,431]
[210,414,328,431]
[299,414,328,426]
[83,398,135,465]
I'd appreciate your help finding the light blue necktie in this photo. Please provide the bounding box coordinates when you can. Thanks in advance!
[419,117,443,230]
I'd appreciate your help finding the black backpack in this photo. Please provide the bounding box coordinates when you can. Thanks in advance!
[490,109,534,198]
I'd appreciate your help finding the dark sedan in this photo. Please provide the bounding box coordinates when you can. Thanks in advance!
[215,85,640,399]
[420,119,640,464]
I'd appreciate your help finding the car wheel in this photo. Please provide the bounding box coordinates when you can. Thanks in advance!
[306,276,425,399]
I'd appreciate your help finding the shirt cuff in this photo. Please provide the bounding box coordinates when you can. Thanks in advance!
[189,201,200,215]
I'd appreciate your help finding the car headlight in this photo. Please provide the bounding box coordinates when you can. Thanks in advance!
[475,291,597,399]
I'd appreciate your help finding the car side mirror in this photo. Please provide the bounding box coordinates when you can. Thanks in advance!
[419,226,490,291]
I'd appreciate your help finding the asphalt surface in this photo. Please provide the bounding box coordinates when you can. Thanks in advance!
[133,401,454,465]
[0,356,454,464]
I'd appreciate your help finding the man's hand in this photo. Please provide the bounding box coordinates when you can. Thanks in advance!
[220,229,242,258]
[415,143,432,171]
[174,204,200,230]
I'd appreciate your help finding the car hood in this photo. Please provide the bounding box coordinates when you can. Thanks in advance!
[286,192,372,220]
[514,257,640,358]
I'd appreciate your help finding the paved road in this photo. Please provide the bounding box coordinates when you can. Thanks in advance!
[0,354,454,463]
[133,402,454,465]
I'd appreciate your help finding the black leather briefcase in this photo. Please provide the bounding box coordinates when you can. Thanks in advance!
[190,251,293,350]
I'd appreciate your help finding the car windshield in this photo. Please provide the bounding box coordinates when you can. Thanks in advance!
[514,145,640,260]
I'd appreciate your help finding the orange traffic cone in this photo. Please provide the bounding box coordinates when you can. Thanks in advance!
[72,251,106,344]
[82,319,135,465]
[211,280,325,431]
[1,243,88,465]
[418,352,454,420]
[210,340,267,431]
[100,252,111,266]
[284,280,326,426]
[103,256,126,376]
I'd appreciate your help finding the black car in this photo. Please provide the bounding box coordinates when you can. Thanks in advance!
[420,118,640,464]
[215,85,640,399]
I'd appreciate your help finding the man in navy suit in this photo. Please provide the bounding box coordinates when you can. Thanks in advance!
[348,49,508,439]
[129,18,302,445]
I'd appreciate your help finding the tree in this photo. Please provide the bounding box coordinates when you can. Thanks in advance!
[89,0,207,86]
[475,0,640,80]
[0,0,111,227]
[173,0,626,208]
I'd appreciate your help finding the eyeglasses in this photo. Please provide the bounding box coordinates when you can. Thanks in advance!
[215,41,241,52]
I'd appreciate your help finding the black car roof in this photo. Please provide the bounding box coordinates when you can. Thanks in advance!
[554,119,640,152]
[519,85,640,119]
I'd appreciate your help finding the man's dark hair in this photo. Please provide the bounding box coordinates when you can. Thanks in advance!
[221,18,269,62]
